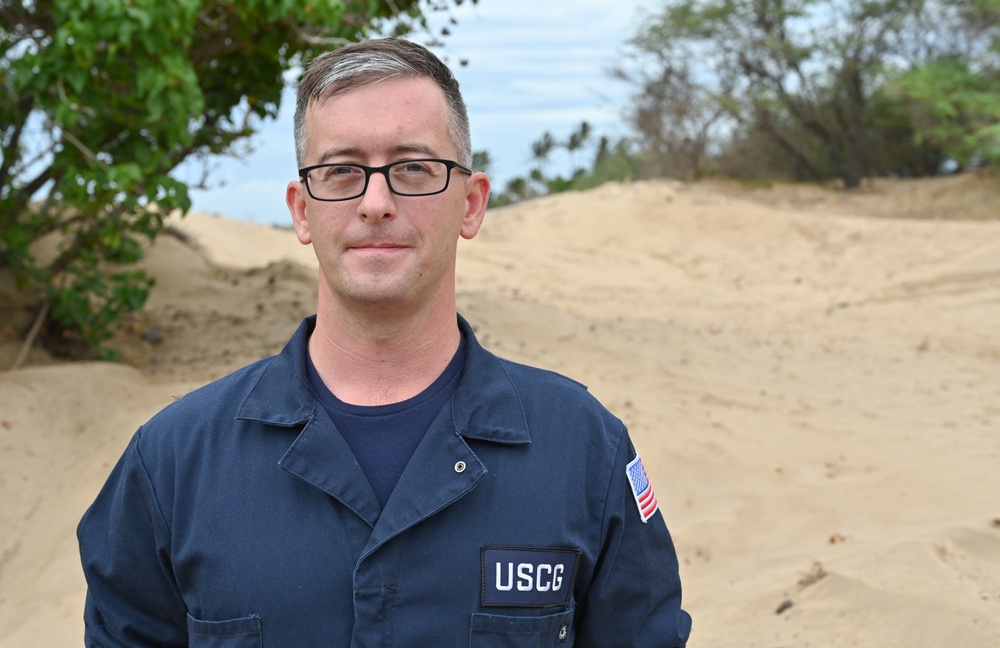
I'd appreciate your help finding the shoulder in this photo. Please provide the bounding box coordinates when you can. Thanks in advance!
[496,356,626,441]
[143,315,316,438]
[496,356,589,398]
[133,355,283,464]
[130,353,304,496]
[458,314,612,424]
[151,357,273,427]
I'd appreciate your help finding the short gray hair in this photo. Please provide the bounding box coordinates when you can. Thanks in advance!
[293,38,472,169]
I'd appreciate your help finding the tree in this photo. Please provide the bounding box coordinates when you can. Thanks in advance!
[570,135,644,191]
[0,0,472,360]
[564,121,593,173]
[530,131,557,173]
[883,0,1000,170]
[487,129,645,207]
[472,150,493,176]
[612,48,727,180]
[617,0,999,187]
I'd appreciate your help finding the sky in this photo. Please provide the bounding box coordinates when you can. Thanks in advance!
[178,0,649,225]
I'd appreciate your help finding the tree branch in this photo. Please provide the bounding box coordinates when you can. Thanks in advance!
[13,298,49,370]
[0,95,36,190]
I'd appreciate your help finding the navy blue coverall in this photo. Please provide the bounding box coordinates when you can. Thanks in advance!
[78,316,692,646]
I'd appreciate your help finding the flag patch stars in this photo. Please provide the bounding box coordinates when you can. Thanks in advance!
[626,455,659,523]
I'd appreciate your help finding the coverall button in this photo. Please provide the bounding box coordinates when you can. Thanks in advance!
[454,461,466,473]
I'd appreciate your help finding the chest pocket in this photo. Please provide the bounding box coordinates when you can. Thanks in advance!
[470,609,574,647]
[187,613,262,648]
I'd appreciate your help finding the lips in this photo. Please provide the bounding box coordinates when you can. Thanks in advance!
[346,241,412,258]
[350,242,408,250]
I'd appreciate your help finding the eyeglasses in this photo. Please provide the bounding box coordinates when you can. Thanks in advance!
[298,158,472,202]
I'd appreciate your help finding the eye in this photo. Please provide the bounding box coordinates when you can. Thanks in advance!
[395,160,435,175]
[329,165,362,177]
[312,164,361,181]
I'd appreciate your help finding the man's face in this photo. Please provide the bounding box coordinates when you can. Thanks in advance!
[286,76,488,312]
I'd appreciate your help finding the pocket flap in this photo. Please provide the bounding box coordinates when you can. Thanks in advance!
[187,613,261,648]
[471,608,573,646]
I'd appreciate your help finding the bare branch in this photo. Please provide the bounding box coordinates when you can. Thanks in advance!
[13,299,49,370]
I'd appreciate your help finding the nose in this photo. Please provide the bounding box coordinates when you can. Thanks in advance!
[357,169,396,223]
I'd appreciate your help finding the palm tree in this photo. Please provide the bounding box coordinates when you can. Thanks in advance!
[472,150,492,175]
[530,132,557,173]
[565,121,592,172]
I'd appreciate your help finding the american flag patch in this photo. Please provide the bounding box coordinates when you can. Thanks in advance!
[626,455,659,523]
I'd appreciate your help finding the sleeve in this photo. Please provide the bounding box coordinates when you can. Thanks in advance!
[575,431,693,647]
[77,430,189,647]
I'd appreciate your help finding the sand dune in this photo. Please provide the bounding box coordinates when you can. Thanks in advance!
[2,176,998,646]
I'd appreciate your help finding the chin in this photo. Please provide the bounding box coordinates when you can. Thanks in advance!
[341,282,414,307]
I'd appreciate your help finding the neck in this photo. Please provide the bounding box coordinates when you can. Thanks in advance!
[308,293,460,406]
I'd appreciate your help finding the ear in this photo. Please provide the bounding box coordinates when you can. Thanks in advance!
[286,180,312,245]
[459,171,490,240]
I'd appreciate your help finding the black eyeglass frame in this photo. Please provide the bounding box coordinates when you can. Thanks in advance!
[298,158,473,202]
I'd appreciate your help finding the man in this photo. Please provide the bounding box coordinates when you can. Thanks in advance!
[78,37,692,646]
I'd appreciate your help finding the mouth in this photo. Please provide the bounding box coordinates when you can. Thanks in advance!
[352,242,406,248]
[348,242,410,254]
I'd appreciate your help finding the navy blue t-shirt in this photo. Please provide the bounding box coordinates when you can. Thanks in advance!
[306,335,467,508]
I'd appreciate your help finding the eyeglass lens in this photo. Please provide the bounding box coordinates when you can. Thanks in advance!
[307,160,452,200]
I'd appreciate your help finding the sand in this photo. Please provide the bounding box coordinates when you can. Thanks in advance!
[2,174,998,646]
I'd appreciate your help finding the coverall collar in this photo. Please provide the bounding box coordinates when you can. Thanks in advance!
[236,314,532,445]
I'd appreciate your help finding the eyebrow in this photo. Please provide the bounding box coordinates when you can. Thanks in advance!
[317,143,439,164]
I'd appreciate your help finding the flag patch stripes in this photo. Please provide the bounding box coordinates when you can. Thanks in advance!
[626,454,659,523]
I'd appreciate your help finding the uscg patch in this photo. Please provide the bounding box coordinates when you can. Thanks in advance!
[626,454,659,523]
[481,546,580,608]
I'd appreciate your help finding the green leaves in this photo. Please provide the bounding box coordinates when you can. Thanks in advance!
[48,263,155,360]
[2,0,473,360]
[892,57,1000,168]
[616,0,999,186]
